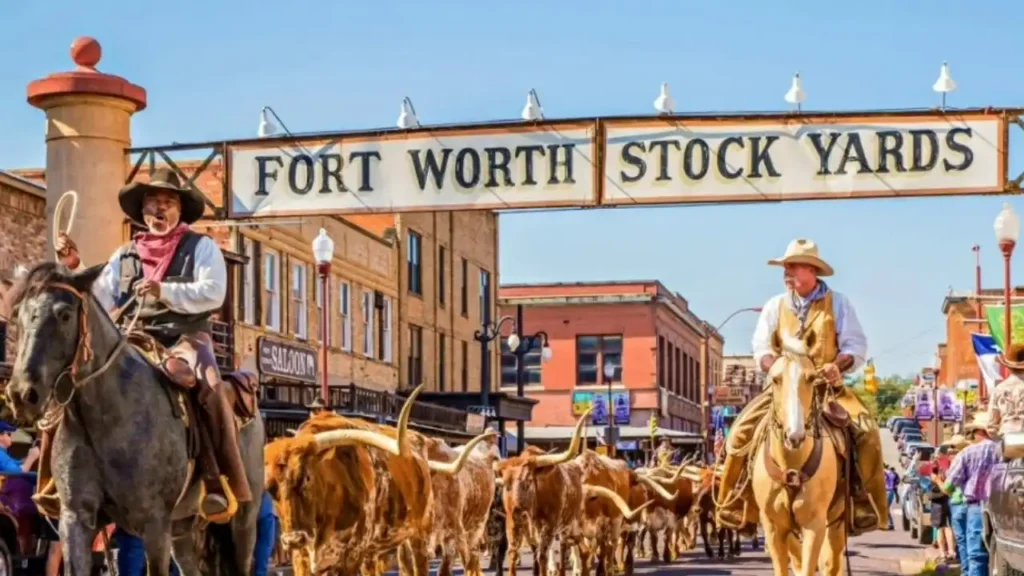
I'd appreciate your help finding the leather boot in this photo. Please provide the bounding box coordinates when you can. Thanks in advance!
[849,486,881,536]
[714,454,748,529]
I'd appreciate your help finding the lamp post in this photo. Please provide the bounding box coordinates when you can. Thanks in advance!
[704,306,763,457]
[994,203,1020,404]
[474,315,516,434]
[506,304,552,456]
[604,360,617,457]
[311,228,335,409]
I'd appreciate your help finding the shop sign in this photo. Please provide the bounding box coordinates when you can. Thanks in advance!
[226,111,1007,217]
[229,122,598,217]
[714,386,747,406]
[257,337,317,384]
[571,391,630,425]
[602,115,1003,206]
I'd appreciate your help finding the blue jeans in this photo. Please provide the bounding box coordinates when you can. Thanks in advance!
[950,503,969,567]
[115,527,181,576]
[887,491,896,529]
[254,508,278,576]
[966,504,988,576]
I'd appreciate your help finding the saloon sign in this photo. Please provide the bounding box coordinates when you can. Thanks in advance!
[257,337,317,384]
[227,110,1008,218]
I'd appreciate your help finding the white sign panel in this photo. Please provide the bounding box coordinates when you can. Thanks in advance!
[230,122,597,217]
[603,114,1005,205]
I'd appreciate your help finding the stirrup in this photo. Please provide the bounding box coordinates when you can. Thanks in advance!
[199,475,239,524]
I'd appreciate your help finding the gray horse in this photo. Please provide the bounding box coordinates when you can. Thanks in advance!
[4,262,264,576]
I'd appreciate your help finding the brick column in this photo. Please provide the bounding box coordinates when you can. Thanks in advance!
[26,36,147,267]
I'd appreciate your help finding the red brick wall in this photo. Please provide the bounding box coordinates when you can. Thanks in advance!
[0,179,47,364]
[497,301,657,427]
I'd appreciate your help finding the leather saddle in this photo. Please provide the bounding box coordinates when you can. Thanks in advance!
[126,333,259,423]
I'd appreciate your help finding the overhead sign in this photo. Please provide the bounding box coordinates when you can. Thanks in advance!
[258,336,317,384]
[603,114,1003,205]
[229,122,598,217]
[220,110,1008,216]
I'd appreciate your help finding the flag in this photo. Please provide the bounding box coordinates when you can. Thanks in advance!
[972,333,1002,392]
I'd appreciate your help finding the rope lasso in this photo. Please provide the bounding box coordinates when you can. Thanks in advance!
[52,190,78,263]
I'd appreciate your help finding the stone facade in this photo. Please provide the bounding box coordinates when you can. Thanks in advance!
[0,172,47,365]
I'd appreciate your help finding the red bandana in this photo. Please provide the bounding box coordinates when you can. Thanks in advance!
[133,223,190,281]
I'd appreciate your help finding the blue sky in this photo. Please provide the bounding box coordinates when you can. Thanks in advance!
[2,1,1023,376]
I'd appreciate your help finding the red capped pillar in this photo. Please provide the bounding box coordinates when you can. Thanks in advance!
[27,37,147,267]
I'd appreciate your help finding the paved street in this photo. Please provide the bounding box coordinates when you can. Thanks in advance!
[475,527,928,576]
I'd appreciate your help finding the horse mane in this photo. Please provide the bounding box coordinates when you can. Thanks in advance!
[3,261,74,315]
[780,333,807,357]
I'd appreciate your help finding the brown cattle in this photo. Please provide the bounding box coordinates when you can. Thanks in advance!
[264,386,492,576]
[422,434,499,576]
[495,414,649,576]
[633,458,699,562]
[575,451,674,576]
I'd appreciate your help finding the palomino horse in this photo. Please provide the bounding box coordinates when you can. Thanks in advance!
[4,262,266,575]
[751,330,847,576]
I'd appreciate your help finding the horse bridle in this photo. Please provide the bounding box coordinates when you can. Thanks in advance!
[34,282,134,408]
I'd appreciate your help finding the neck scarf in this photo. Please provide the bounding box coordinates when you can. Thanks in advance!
[789,280,829,328]
[133,223,190,281]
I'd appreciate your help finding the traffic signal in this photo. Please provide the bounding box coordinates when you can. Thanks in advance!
[649,414,658,437]
[863,361,878,394]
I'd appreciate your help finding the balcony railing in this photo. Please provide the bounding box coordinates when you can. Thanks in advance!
[259,382,469,432]
[210,320,234,373]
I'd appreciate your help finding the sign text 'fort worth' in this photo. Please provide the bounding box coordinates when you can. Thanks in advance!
[228,112,1005,217]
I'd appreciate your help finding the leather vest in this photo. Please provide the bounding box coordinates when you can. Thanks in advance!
[116,231,212,343]
[774,290,839,369]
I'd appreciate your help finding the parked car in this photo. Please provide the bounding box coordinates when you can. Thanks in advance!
[902,463,935,545]
[896,425,923,441]
[888,417,916,431]
[903,442,935,462]
[985,434,1024,574]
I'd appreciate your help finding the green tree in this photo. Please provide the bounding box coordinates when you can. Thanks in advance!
[847,374,913,424]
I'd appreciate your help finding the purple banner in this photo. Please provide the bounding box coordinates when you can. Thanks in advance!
[937,389,959,422]
[915,389,934,421]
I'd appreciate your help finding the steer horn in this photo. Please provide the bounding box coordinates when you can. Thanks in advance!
[428,430,498,475]
[533,408,592,469]
[583,484,652,522]
[636,474,678,502]
[312,384,424,456]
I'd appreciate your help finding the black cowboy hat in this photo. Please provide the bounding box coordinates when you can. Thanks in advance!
[118,167,206,226]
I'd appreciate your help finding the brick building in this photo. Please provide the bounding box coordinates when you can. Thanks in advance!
[2,161,501,433]
[939,288,1024,395]
[497,280,723,434]
[0,171,48,373]
[720,355,764,406]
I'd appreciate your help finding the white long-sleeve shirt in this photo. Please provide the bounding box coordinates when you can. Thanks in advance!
[90,235,227,316]
[751,290,868,374]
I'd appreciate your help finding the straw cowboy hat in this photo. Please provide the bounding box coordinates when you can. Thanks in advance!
[998,342,1024,371]
[768,238,834,277]
[947,434,969,452]
[964,412,995,434]
[118,167,207,226]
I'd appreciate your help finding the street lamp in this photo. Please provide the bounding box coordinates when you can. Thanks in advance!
[312,228,335,408]
[474,315,516,430]
[506,305,553,455]
[995,203,1020,402]
[604,360,617,457]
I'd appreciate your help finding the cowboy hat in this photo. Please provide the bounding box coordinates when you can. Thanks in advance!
[947,434,968,451]
[997,342,1024,371]
[768,238,834,277]
[118,167,206,226]
[964,412,994,434]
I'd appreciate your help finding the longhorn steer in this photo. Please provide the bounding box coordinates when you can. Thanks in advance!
[264,386,491,576]
[495,414,650,576]
[575,451,672,576]
[423,434,499,576]
[634,458,698,562]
